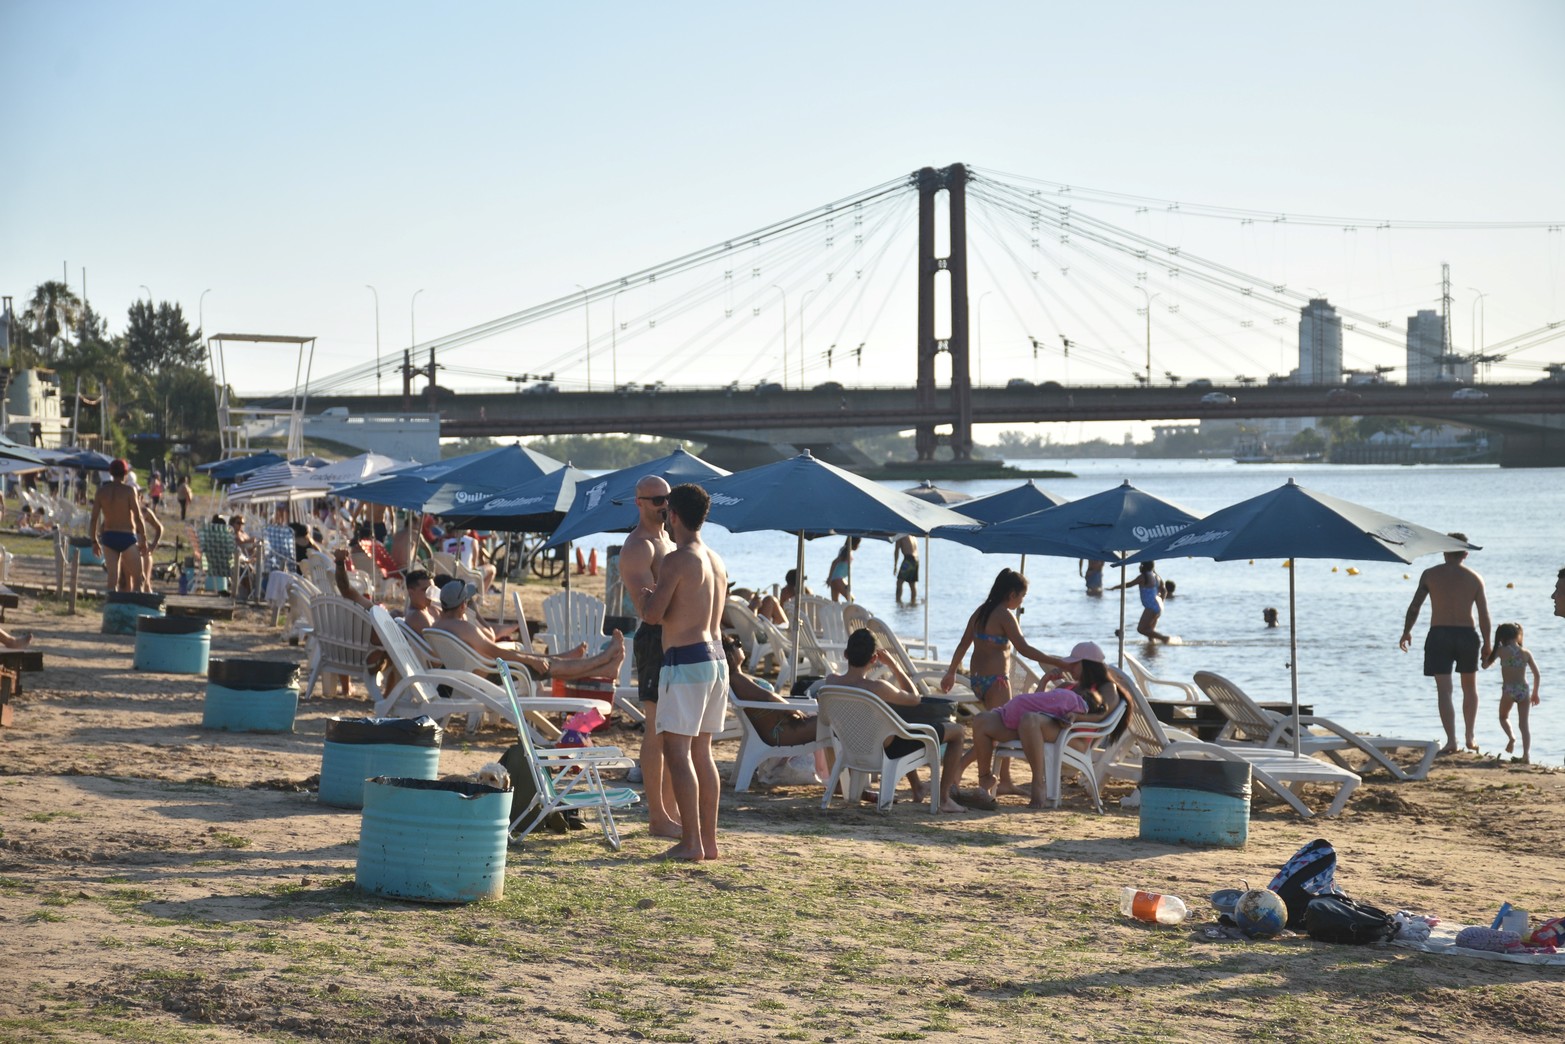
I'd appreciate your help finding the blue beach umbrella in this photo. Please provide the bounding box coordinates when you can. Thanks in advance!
[951,479,1069,523]
[703,451,973,683]
[546,447,730,548]
[936,480,1202,664]
[54,448,116,471]
[1125,478,1475,754]
[427,465,590,532]
[199,452,285,482]
[336,444,565,511]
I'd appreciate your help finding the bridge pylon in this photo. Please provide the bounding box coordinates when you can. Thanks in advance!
[915,164,973,461]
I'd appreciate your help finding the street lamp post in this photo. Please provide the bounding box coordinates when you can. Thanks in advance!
[574,284,592,391]
[975,291,993,387]
[1468,288,1487,380]
[1134,286,1160,387]
[138,285,153,308]
[198,288,211,339]
[411,288,425,392]
[365,285,381,395]
[769,284,788,388]
[610,286,628,390]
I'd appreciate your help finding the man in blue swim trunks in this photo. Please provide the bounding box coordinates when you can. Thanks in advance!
[641,483,728,862]
[89,458,148,592]
[1400,534,1489,755]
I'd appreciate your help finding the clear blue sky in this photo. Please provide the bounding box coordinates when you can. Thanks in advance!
[4,0,1562,432]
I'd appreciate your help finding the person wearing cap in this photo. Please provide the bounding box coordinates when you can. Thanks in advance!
[434,579,626,682]
[966,640,1127,809]
[89,458,147,592]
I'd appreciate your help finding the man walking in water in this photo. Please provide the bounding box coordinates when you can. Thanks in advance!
[893,533,919,604]
[640,483,728,862]
[89,459,148,592]
[1400,534,1490,755]
[619,475,681,839]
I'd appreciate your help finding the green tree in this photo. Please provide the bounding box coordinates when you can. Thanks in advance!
[124,300,203,373]
[1288,428,1326,455]
[16,280,84,365]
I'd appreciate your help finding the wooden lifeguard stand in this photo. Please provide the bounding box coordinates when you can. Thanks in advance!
[207,334,317,460]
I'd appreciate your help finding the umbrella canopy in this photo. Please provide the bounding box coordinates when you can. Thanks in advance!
[1125,478,1475,755]
[336,444,565,512]
[0,435,45,466]
[426,466,591,532]
[313,452,412,487]
[546,447,730,547]
[900,480,973,505]
[290,455,331,468]
[226,462,330,503]
[703,451,975,683]
[199,452,286,481]
[952,479,1069,523]
[936,480,1202,664]
[53,448,116,471]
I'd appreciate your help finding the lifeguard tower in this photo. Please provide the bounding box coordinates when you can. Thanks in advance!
[207,334,316,460]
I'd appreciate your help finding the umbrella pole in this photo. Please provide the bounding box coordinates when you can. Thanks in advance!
[1289,559,1301,757]
[563,539,572,650]
[923,536,930,653]
[497,532,512,627]
[790,531,805,691]
[1117,558,1127,668]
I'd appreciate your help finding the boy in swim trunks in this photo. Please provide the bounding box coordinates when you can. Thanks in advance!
[641,483,728,862]
[1400,534,1490,755]
[89,459,148,592]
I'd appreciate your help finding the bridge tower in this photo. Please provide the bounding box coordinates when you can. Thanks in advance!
[915,164,974,461]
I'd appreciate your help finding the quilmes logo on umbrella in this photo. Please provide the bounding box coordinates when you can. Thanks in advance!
[482,494,547,511]
[1368,522,1418,546]
[1131,522,1192,545]
[709,493,743,506]
[584,481,609,510]
[1164,526,1230,551]
[452,490,494,505]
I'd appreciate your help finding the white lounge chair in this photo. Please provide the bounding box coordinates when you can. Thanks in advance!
[302,595,383,701]
[816,684,942,815]
[540,590,609,656]
[1106,667,1361,818]
[728,686,826,792]
[1194,671,1438,782]
[1123,651,1200,703]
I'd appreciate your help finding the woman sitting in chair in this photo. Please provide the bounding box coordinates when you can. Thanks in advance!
[723,635,820,751]
[967,641,1128,809]
[823,628,969,813]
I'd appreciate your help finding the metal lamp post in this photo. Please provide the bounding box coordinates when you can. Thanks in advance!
[1134,286,1160,386]
[575,284,592,391]
[611,285,628,390]
[1468,288,1487,380]
[770,284,788,388]
[198,288,211,338]
[411,289,425,393]
[365,285,381,395]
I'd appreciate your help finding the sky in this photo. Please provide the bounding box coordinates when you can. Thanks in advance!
[4,1,1563,441]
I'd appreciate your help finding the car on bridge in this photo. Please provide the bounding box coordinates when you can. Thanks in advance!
[813,381,844,393]
[523,381,558,394]
[754,381,782,395]
[1200,391,1237,406]
[1451,387,1488,401]
[1325,388,1362,403]
[1006,378,1033,390]
[1186,378,1213,389]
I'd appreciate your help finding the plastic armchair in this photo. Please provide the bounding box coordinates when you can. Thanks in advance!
[994,700,1129,812]
[540,590,609,656]
[302,595,382,701]
[815,684,942,815]
[1123,651,1200,703]
[727,688,825,792]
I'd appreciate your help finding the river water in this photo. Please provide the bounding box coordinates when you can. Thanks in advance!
[571,459,1565,764]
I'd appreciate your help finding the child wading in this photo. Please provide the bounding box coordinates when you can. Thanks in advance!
[1483,622,1541,763]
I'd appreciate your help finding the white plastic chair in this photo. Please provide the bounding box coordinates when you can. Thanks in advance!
[728,687,825,792]
[815,684,942,815]
[1123,651,1201,703]
[302,595,382,701]
[994,700,1129,812]
[540,590,609,656]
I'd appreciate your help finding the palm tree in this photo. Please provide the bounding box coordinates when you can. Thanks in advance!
[22,281,84,364]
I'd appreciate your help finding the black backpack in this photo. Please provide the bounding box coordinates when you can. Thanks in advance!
[1304,896,1397,945]
[1267,838,1340,929]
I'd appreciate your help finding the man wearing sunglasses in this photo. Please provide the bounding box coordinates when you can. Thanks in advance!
[620,475,681,838]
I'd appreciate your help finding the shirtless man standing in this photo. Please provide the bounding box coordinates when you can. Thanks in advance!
[893,533,919,604]
[1400,534,1490,755]
[641,484,728,862]
[89,459,147,592]
[619,475,681,838]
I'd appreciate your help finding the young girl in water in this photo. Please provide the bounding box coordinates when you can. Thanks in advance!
[1483,622,1541,763]
[940,569,1055,797]
[1112,560,1171,642]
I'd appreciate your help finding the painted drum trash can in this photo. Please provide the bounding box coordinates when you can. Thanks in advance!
[133,615,212,674]
[356,775,508,903]
[102,590,166,636]
[320,716,443,809]
[68,536,105,568]
[202,658,302,733]
[1138,757,1251,848]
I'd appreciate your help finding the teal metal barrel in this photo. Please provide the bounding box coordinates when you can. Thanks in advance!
[68,537,105,568]
[102,591,166,636]
[319,717,443,809]
[356,776,508,902]
[202,658,302,733]
[133,616,212,674]
[1138,758,1251,848]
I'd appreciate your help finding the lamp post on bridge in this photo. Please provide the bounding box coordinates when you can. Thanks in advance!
[365,285,381,395]
[1134,286,1160,387]
[611,285,628,390]
[1468,288,1487,381]
[411,289,425,394]
[975,291,993,387]
[769,284,788,389]
[574,284,592,391]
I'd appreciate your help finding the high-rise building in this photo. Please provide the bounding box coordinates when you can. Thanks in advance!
[1296,298,1342,385]
[1406,309,1446,383]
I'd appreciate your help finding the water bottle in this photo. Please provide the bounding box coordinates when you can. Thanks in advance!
[1120,886,1188,925]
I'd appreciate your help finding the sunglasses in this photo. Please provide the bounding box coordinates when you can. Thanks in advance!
[636,495,669,506]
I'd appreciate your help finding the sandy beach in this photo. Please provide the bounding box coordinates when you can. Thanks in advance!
[1,562,1561,1043]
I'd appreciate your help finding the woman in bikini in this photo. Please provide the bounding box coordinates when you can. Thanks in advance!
[940,568,1054,797]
